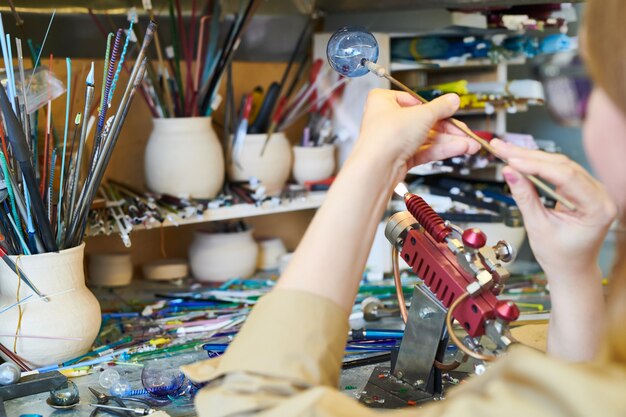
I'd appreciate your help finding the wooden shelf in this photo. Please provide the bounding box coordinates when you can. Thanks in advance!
[131,191,327,231]
[318,0,580,13]
[390,56,526,72]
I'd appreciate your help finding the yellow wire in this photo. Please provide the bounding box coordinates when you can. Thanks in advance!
[14,255,23,353]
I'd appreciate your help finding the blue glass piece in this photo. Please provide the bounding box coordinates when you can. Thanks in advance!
[327,26,379,77]
[141,359,185,398]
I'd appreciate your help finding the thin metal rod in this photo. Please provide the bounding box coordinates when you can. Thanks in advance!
[67,65,94,233]
[364,60,577,212]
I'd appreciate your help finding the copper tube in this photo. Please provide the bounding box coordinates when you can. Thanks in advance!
[392,246,408,324]
[446,292,497,362]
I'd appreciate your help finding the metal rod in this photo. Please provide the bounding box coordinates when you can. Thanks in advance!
[66,22,156,246]
[363,60,577,211]
[89,404,153,416]
[0,84,58,251]
[67,64,94,235]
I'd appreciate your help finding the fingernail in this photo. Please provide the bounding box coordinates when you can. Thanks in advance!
[502,171,518,185]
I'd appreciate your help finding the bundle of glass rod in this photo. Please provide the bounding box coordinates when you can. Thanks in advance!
[0,16,156,255]
[105,0,263,119]
[86,181,206,244]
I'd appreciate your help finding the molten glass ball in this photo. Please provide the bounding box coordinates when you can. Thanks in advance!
[326,26,379,77]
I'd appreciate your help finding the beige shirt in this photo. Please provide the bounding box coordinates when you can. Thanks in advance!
[183,289,626,416]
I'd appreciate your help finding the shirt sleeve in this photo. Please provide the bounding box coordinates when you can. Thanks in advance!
[182,289,626,417]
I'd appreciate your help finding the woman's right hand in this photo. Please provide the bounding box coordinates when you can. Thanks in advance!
[491,139,616,278]
[491,139,616,361]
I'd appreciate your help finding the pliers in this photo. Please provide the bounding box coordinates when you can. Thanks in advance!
[88,387,157,417]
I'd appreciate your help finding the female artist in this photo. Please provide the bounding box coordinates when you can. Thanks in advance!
[185,0,626,414]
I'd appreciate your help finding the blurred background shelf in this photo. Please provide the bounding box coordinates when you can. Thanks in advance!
[129,191,327,232]
[390,56,527,72]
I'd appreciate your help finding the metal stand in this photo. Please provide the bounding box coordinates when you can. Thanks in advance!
[359,284,456,408]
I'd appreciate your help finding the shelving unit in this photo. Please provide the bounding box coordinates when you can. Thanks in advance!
[133,192,327,231]
[390,56,526,72]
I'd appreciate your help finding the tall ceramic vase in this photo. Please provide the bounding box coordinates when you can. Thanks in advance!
[144,117,225,199]
[0,243,101,368]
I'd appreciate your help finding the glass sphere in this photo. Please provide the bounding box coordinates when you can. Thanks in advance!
[110,378,133,397]
[327,26,379,77]
[99,368,121,389]
[0,362,20,385]
[141,359,185,398]
[49,380,80,406]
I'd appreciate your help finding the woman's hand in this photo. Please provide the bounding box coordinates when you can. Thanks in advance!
[277,89,479,311]
[491,139,616,278]
[350,89,480,183]
[491,139,616,361]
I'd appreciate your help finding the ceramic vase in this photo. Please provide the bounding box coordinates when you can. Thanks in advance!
[256,237,287,271]
[292,145,335,185]
[144,117,225,199]
[0,243,101,367]
[88,253,133,287]
[227,133,292,195]
[189,229,259,282]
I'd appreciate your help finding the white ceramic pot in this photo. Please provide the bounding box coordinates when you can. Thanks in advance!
[256,237,287,271]
[0,243,101,367]
[189,230,259,282]
[144,117,225,199]
[292,145,335,185]
[227,133,292,195]
[142,258,189,281]
[88,253,133,287]
[277,253,293,275]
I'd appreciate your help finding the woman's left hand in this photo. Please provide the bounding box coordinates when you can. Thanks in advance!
[491,139,616,361]
[491,139,616,279]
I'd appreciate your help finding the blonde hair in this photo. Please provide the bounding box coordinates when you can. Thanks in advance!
[584,0,626,364]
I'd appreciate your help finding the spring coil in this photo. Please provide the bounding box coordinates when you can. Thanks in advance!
[97,29,124,133]
[126,388,149,396]
[405,193,450,243]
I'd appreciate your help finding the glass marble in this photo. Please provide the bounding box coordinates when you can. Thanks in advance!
[110,378,133,397]
[326,26,379,77]
[0,362,20,385]
[98,367,120,389]
[48,380,80,406]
